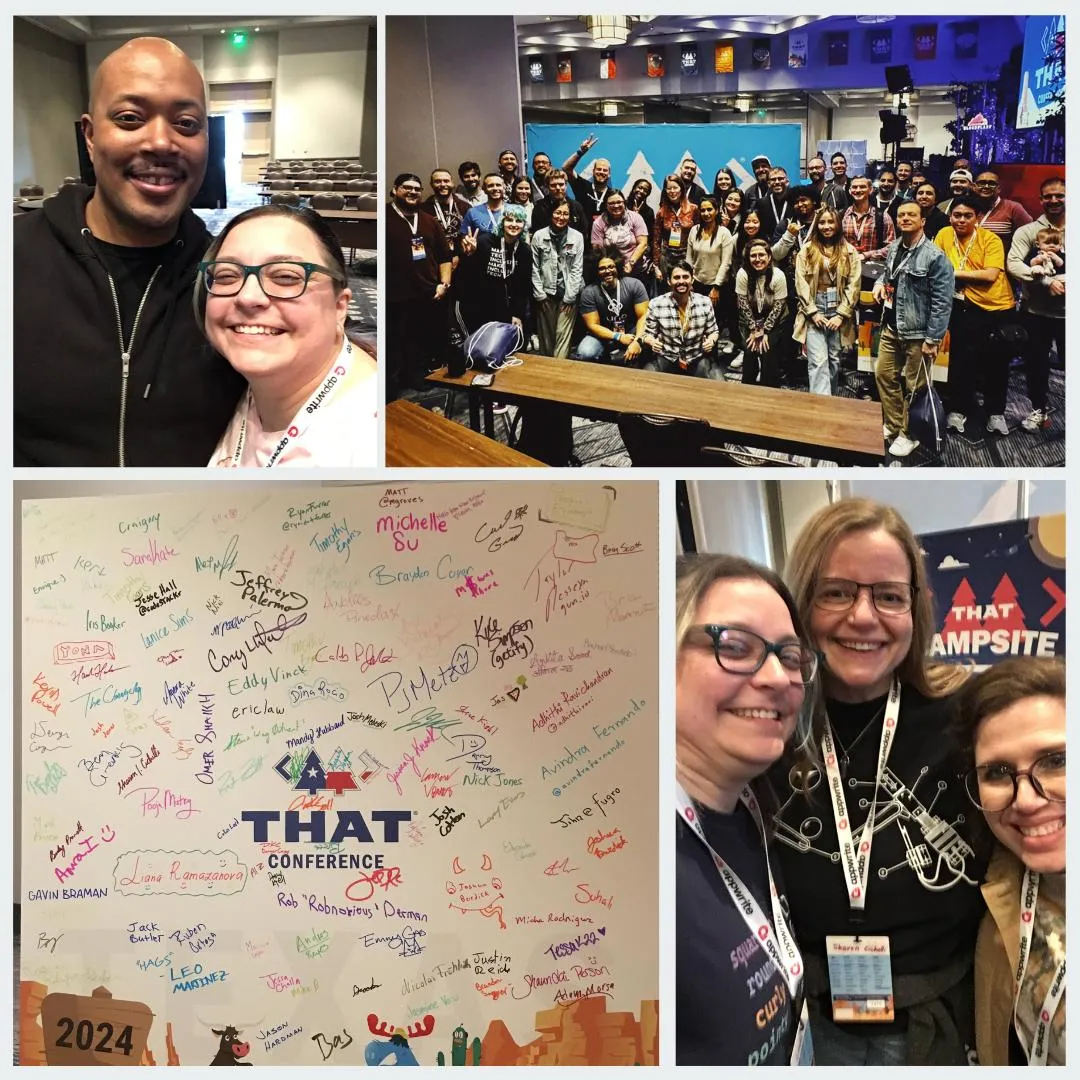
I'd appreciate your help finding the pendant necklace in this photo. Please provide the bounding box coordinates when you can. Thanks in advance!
[830,700,887,773]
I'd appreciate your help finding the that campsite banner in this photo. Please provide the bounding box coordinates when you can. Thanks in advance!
[920,514,1066,667]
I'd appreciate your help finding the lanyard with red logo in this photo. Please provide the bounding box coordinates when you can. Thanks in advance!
[676,781,804,1000]
[229,338,354,468]
[819,677,901,912]
[1015,869,1066,1066]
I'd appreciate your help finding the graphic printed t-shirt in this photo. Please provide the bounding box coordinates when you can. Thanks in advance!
[677,803,797,1065]
[578,277,648,336]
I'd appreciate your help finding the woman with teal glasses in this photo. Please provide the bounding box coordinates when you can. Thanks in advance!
[197,204,377,467]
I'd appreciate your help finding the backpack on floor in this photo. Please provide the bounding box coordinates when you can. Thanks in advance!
[907,354,947,452]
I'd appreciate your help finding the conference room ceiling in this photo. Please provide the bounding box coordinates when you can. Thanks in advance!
[21,15,372,43]
[516,14,827,50]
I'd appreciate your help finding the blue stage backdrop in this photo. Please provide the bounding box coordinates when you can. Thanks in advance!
[920,515,1066,668]
[524,123,801,208]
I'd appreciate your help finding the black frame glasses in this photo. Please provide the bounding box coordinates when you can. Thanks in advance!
[199,260,344,299]
[813,578,917,615]
[689,624,818,685]
[963,750,1066,812]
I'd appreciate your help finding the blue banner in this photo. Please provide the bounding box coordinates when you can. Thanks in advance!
[817,139,867,178]
[920,515,1066,667]
[524,123,802,208]
[1016,15,1065,130]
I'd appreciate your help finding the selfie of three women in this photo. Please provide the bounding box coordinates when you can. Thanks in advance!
[675,478,1065,1066]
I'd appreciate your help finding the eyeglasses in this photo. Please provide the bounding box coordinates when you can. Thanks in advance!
[398,184,423,193]
[964,750,1066,812]
[688,624,818,685]
[200,260,343,299]
[814,578,917,615]
[974,179,999,188]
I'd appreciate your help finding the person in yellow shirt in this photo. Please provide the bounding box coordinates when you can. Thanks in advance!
[935,197,1017,437]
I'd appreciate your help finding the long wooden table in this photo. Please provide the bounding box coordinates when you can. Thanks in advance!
[385,399,546,467]
[426,354,885,466]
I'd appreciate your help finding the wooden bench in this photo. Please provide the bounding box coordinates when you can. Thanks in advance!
[385,399,546,467]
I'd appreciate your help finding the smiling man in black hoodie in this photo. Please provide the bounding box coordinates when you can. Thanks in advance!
[15,36,245,466]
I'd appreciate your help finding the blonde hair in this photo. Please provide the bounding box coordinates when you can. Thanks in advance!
[784,498,970,698]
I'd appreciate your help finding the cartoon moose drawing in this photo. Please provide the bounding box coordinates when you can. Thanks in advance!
[209,1025,253,1066]
[364,1013,436,1066]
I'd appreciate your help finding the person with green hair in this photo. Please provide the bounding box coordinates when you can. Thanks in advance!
[455,203,533,336]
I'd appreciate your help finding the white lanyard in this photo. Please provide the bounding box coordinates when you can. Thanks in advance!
[1015,869,1066,1066]
[500,239,516,281]
[600,279,621,319]
[392,203,418,236]
[589,183,606,213]
[487,207,502,233]
[770,195,789,226]
[230,339,354,468]
[819,678,902,911]
[676,782,804,1001]
[954,231,978,272]
[979,198,1000,230]
[431,198,453,230]
[889,236,923,281]
[850,209,873,246]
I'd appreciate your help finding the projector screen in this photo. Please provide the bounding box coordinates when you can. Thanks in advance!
[1016,15,1065,130]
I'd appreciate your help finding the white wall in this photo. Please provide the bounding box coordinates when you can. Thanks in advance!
[688,478,1066,565]
[274,24,368,159]
[14,19,86,191]
[831,100,955,160]
[203,31,277,84]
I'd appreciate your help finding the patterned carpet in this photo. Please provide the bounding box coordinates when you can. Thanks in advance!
[399,347,1065,469]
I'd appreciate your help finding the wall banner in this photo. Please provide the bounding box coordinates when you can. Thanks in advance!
[920,514,1066,667]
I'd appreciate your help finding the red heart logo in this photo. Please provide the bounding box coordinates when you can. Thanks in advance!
[758,925,769,940]
[839,818,848,830]
[686,807,695,821]
[886,717,896,727]
[791,963,801,976]
[852,887,861,899]
[1042,1010,1051,1022]
[827,754,836,766]
[860,842,869,853]
[1022,911,1033,922]
[288,425,299,437]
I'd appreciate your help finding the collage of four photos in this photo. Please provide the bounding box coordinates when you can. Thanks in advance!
[12,10,1068,1069]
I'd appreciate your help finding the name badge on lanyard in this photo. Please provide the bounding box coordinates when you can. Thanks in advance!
[411,236,426,261]
[668,223,682,247]
[819,678,902,1022]
[676,783,812,1064]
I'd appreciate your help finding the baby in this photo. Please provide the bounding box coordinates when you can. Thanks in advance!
[1026,227,1065,282]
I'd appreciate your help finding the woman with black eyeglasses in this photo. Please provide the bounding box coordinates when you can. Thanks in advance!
[198,204,378,466]
[773,498,985,1066]
[951,657,1066,1066]
[676,553,821,1065]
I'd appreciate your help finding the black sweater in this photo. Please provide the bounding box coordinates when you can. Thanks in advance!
[14,185,245,466]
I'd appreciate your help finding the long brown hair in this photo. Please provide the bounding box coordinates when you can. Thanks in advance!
[784,498,970,698]
[802,207,855,276]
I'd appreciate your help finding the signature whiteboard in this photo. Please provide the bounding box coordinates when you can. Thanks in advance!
[19,480,659,1067]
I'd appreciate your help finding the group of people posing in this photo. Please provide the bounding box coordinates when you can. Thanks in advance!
[14,36,378,468]
[388,138,1063,458]
[677,497,1065,1065]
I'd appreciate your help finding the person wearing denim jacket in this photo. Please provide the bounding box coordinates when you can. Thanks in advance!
[871,200,955,457]
[530,200,584,357]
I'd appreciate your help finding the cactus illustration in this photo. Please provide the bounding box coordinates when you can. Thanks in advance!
[436,1025,481,1066]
